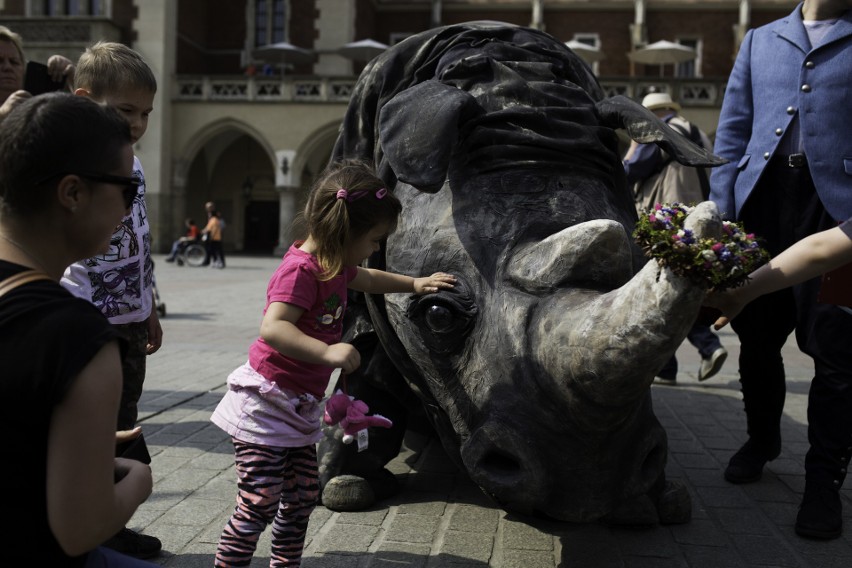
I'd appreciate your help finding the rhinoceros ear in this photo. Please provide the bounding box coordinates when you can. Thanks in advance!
[596,95,727,168]
[379,80,482,193]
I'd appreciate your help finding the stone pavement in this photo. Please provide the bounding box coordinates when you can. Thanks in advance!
[134,254,852,568]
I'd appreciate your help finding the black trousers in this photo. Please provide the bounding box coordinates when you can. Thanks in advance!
[731,157,852,490]
[206,240,225,267]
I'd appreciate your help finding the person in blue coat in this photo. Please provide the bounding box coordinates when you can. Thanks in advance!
[710,0,852,540]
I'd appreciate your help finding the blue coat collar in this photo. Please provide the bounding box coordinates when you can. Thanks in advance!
[772,2,852,54]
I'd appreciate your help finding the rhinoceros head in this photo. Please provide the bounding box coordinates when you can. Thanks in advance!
[331,21,724,522]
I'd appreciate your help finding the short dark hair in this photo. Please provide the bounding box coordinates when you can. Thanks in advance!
[0,92,133,217]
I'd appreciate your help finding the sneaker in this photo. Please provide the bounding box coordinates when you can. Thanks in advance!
[698,347,728,381]
[796,484,842,539]
[102,527,162,559]
[164,256,175,262]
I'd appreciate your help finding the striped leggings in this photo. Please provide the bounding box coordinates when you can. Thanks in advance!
[214,440,319,567]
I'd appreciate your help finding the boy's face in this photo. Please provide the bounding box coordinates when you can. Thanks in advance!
[80,87,155,144]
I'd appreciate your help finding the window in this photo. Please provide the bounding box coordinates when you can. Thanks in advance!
[676,38,701,78]
[255,0,287,47]
[36,0,103,15]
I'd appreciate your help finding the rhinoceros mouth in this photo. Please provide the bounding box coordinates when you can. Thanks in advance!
[463,408,669,523]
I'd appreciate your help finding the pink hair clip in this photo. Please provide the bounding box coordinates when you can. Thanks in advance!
[336,187,388,202]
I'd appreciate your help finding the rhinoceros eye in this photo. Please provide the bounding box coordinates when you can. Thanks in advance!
[425,304,455,333]
[407,289,477,355]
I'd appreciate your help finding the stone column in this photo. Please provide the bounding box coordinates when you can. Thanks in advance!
[274,186,301,256]
[132,0,177,252]
[733,0,751,53]
[170,157,189,243]
[274,149,300,256]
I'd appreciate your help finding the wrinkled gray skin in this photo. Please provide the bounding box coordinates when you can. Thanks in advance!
[318,21,726,523]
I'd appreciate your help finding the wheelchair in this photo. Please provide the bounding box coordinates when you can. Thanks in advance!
[173,239,207,267]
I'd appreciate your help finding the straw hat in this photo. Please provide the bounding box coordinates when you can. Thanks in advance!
[641,92,681,112]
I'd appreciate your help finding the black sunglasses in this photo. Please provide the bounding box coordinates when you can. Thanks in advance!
[34,171,141,209]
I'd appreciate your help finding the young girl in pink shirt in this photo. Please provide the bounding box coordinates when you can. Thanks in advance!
[211,160,454,567]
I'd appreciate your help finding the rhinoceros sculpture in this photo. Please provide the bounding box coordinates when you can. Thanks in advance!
[317,21,725,524]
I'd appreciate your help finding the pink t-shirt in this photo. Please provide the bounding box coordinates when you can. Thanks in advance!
[249,243,358,398]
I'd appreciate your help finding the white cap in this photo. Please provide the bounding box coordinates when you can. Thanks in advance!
[641,92,681,112]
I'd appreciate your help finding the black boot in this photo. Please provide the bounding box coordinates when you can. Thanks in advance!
[795,483,842,539]
[726,357,785,484]
[724,436,781,484]
[102,527,162,559]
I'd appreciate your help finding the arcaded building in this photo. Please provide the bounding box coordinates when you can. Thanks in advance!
[0,0,796,254]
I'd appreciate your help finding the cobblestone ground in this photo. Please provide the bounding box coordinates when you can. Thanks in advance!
[134,254,852,567]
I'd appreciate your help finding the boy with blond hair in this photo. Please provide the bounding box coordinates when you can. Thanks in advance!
[60,41,163,559]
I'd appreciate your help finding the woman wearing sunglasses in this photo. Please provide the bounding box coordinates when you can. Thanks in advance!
[0,93,157,567]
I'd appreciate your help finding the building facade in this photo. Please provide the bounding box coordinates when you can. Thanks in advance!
[0,0,797,255]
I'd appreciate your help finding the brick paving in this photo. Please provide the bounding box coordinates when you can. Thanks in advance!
[134,254,852,567]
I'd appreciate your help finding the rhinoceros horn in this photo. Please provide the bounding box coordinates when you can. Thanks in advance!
[506,219,634,293]
[511,202,722,413]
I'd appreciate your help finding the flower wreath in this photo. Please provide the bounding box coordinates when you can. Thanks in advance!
[633,202,770,291]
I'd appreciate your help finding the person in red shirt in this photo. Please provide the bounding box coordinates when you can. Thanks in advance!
[164,218,199,262]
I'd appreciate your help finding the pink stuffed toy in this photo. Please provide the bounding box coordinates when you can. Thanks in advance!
[323,390,393,444]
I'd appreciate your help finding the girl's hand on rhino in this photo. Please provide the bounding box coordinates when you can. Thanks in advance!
[413,272,456,294]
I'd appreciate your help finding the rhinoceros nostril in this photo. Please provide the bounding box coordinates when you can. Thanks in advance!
[477,450,523,480]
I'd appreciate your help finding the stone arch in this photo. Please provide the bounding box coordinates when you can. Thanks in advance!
[172,118,280,254]
[175,118,278,190]
[292,119,343,188]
